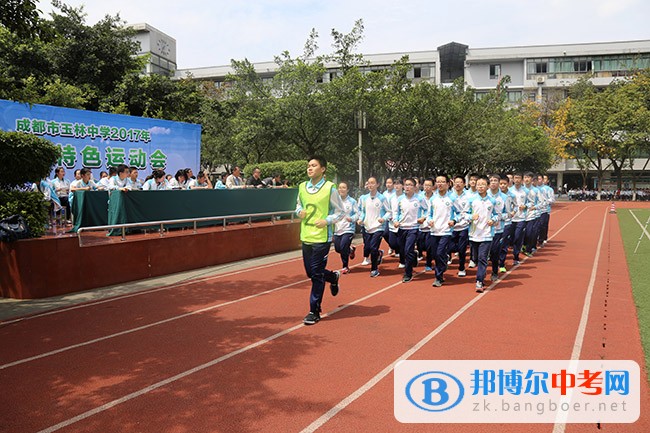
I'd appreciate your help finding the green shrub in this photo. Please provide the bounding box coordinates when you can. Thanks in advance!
[243,160,338,187]
[0,131,61,189]
[0,130,61,238]
[0,190,50,237]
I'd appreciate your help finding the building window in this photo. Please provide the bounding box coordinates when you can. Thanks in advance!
[474,91,488,101]
[536,62,547,73]
[413,67,422,78]
[573,60,592,72]
[489,64,501,79]
[507,91,522,103]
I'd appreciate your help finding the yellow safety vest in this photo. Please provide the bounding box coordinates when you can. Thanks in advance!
[298,180,334,243]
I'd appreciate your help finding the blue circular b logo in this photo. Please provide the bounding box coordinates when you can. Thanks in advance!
[405,371,464,412]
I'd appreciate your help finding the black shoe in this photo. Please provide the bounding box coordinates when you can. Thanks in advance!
[303,311,321,325]
[378,249,384,266]
[330,270,340,296]
[402,275,413,283]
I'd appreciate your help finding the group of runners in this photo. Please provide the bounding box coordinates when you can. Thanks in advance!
[296,157,555,325]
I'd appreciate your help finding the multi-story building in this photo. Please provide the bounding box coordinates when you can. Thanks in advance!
[128,23,177,76]
[172,36,650,189]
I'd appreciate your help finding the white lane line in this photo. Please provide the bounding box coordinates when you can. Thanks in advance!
[552,208,608,433]
[1,259,368,370]
[0,277,308,370]
[629,209,650,241]
[299,206,593,433]
[0,256,304,325]
[34,207,583,433]
[35,273,417,433]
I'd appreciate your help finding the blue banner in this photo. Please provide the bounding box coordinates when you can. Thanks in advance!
[0,99,201,178]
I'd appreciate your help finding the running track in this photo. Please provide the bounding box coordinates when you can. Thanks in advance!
[1,202,649,433]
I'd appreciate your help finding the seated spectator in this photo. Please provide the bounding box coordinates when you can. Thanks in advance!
[97,167,116,190]
[126,167,143,190]
[69,168,98,207]
[262,173,287,188]
[246,167,266,188]
[187,171,213,189]
[142,170,169,190]
[73,169,82,181]
[169,169,187,190]
[214,173,228,189]
[51,167,71,221]
[34,178,62,215]
[185,168,195,180]
[225,166,244,189]
[108,164,129,191]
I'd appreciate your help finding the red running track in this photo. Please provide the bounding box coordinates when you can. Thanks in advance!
[0,202,648,433]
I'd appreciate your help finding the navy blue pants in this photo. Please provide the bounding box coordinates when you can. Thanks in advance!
[499,224,514,267]
[448,229,469,271]
[427,235,451,282]
[471,240,492,284]
[333,233,354,268]
[525,218,540,252]
[538,212,550,244]
[388,230,402,263]
[398,228,419,278]
[470,241,478,264]
[363,230,384,271]
[302,242,337,314]
[511,221,527,261]
[489,232,503,274]
[418,230,432,267]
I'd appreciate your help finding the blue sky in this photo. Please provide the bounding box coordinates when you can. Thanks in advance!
[38,0,650,69]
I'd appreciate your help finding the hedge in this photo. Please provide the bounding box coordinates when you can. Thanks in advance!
[243,160,338,187]
[0,130,61,189]
[0,130,61,238]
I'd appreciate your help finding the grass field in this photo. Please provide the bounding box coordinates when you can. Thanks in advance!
[618,208,650,377]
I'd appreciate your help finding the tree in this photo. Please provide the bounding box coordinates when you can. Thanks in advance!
[0,0,41,38]
[549,72,650,198]
[550,79,613,198]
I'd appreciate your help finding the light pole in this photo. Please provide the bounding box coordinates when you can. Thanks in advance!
[355,110,367,190]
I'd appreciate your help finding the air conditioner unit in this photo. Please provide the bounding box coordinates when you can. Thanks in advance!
[536,76,546,84]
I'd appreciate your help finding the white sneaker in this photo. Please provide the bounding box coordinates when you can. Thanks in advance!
[468,260,477,268]
[447,259,452,265]
[398,263,406,269]
[458,270,466,277]
[388,248,394,256]
[361,258,370,266]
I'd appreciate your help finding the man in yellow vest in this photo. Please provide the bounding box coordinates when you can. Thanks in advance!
[296,156,346,325]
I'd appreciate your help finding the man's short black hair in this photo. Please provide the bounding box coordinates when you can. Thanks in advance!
[309,156,327,168]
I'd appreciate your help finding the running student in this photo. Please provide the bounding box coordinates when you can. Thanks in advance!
[508,172,529,265]
[357,176,391,277]
[418,178,435,271]
[523,172,540,256]
[388,179,404,268]
[466,176,498,293]
[537,174,555,246]
[498,174,516,273]
[395,177,425,283]
[488,174,508,281]
[333,181,357,274]
[448,175,471,277]
[426,174,457,287]
[383,178,396,255]
[296,157,345,325]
